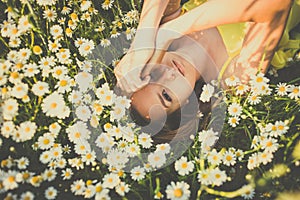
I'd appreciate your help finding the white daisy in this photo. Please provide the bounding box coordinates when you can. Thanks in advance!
[130,166,145,181]
[138,133,153,149]
[258,150,273,165]
[9,37,21,48]
[197,169,212,185]
[228,102,242,117]
[17,121,37,142]
[228,116,240,127]
[56,158,67,169]
[78,39,95,56]
[207,149,222,165]
[24,63,39,77]
[18,48,31,62]
[102,0,114,10]
[210,168,227,186]
[248,94,261,105]
[7,24,20,39]
[125,143,140,157]
[75,105,92,122]
[54,75,72,93]
[42,168,57,181]
[45,186,57,200]
[32,81,50,97]
[84,185,96,199]
[121,126,135,143]
[2,98,19,120]
[66,121,91,143]
[20,191,34,200]
[70,179,86,195]
[200,84,214,102]
[235,84,249,95]
[0,73,8,87]
[61,6,71,15]
[148,151,166,168]
[61,168,73,180]
[68,158,84,170]
[247,153,260,170]
[74,71,93,92]
[249,72,269,87]
[69,90,83,105]
[50,24,63,40]
[95,133,114,152]
[81,151,96,165]
[41,92,67,118]
[56,48,72,64]
[48,40,61,52]
[3,171,18,190]
[288,85,300,99]
[274,120,289,136]
[0,60,11,73]
[80,0,92,11]
[17,15,32,33]
[37,133,55,150]
[110,28,120,38]
[37,0,57,6]
[276,82,288,96]
[110,105,126,121]
[50,145,63,160]
[198,129,219,152]
[261,137,279,153]
[11,82,28,99]
[74,139,92,155]
[155,143,171,154]
[116,182,130,196]
[100,38,111,47]
[174,156,194,176]
[16,157,29,169]
[51,65,68,79]
[39,150,53,164]
[102,173,120,189]
[106,148,129,170]
[165,181,191,200]
[43,8,57,22]
[222,150,237,166]
[0,121,15,138]
[95,183,110,199]
[225,75,240,87]
[241,185,255,200]
[91,101,103,115]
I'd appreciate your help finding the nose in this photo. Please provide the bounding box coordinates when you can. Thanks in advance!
[150,66,177,82]
[162,67,177,81]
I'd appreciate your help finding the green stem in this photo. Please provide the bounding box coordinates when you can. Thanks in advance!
[203,184,252,198]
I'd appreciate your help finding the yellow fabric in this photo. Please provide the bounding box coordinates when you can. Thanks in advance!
[182,0,300,70]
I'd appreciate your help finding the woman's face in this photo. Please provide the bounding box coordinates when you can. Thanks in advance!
[131,51,199,120]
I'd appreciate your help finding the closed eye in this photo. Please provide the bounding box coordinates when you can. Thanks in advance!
[162,89,172,102]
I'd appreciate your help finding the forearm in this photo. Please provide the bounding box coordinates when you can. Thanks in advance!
[133,0,170,48]
[159,0,292,39]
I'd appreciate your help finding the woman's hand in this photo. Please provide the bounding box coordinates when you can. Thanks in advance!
[114,45,153,95]
[114,0,171,94]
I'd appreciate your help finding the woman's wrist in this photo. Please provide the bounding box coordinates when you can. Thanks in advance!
[161,6,182,24]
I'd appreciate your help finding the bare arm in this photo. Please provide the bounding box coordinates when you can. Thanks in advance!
[132,0,170,48]
[156,0,292,48]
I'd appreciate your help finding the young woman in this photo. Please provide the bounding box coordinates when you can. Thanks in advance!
[114,0,300,142]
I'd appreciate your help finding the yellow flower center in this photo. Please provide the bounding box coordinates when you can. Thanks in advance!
[174,188,183,197]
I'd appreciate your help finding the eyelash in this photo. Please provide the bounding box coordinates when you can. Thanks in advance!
[162,89,172,102]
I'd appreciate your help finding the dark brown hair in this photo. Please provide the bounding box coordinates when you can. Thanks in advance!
[130,78,211,144]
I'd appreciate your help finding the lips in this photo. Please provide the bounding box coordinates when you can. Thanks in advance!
[172,60,185,76]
